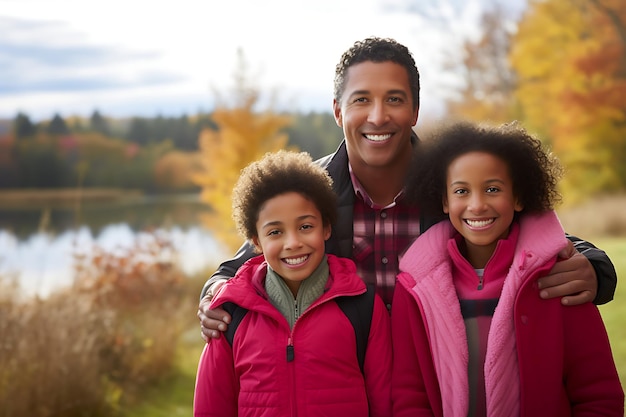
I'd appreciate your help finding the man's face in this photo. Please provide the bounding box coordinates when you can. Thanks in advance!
[333,61,419,171]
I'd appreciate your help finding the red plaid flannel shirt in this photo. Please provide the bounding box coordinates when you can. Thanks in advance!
[349,168,421,307]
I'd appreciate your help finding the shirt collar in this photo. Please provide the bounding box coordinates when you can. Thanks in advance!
[348,162,404,210]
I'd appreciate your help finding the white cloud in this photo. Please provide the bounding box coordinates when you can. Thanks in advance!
[0,0,524,121]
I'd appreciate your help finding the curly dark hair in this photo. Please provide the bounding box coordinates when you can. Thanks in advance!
[334,37,420,109]
[232,150,338,241]
[407,121,563,218]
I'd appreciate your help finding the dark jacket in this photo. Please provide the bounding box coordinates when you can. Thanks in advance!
[202,140,617,305]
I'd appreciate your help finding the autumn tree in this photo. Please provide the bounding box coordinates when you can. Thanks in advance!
[193,49,293,253]
[154,150,202,191]
[446,5,521,123]
[511,0,626,202]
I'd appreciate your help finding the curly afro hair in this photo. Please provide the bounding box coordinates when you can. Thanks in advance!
[232,150,337,241]
[407,121,563,218]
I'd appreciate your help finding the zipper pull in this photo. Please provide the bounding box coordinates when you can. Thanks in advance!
[286,337,294,362]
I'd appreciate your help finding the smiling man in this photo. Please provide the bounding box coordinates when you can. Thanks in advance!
[197,37,617,341]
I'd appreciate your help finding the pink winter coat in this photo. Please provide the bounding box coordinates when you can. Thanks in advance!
[194,254,392,417]
[392,211,624,416]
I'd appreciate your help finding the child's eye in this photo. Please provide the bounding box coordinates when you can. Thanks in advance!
[486,187,500,193]
[453,189,468,195]
[267,229,281,236]
[300,224,313,231]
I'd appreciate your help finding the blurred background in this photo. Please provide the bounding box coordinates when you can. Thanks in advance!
[1,0,624,416]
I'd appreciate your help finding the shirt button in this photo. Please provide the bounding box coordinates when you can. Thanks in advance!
[380,211,387,219]
[381,257,389,264]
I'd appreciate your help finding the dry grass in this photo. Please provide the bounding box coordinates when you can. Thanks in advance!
[558,194,626,239]
[0,232,198,417]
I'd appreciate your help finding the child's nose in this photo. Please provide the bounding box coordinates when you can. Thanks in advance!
[285,232,303,249]
[468,194,487,212]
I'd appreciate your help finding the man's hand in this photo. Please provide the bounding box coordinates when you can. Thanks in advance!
[537,240,597,306]
[197,281,231,341]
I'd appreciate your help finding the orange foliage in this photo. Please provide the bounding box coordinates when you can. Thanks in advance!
[511,0,626,202]
[154,150,201,190]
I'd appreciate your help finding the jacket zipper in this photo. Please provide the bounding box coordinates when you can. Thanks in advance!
[285,290,363,363]
[287,298,299,363]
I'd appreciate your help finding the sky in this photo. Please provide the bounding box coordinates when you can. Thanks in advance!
[0,0,525,122]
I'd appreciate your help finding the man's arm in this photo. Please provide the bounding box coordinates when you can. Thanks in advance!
[200,241,258,300]
[538,235,617,306]
[198,241,258,341]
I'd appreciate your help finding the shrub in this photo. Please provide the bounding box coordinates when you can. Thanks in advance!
[0,231,193,417]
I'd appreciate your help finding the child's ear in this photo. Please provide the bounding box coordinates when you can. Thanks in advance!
[442,195,450,214]
[323,224,332,241]
[251,236,263,253]
[514,198,524,213]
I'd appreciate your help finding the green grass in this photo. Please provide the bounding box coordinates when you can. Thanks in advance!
[595,238,626,389]
[121,328,204,417]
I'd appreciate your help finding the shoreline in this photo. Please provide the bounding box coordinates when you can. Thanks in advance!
[0,188,144,206]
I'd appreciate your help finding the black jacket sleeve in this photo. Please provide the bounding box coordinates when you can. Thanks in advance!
[566,234,617,305]
[199,241,257,301]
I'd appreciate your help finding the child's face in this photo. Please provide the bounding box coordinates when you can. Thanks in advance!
[252,192,331,296]
[443,151,523,265]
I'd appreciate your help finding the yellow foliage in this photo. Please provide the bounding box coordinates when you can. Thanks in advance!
[511,0,626,201]
[193,100,293,254]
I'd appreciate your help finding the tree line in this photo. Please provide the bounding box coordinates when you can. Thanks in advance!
[2,0,624,203]
[0,109,341,193]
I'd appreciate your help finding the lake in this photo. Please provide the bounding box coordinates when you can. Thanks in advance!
[0,193,228,297]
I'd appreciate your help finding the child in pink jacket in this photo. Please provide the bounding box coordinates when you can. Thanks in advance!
[392,121,623,416]
[194,150,391,417]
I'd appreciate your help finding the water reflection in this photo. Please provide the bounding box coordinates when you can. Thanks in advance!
[0,194,227,297]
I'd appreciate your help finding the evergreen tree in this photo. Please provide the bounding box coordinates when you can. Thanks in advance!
[127,117,151,145]
[90,110,110,136]
[14,112,37,139]
[47,114,70,135]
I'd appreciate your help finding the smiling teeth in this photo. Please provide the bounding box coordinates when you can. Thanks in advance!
[284,255,308,265]
[465,219,494,228]
[365,134,392,141]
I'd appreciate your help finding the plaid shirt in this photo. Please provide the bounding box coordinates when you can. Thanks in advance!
[349,168,421,308]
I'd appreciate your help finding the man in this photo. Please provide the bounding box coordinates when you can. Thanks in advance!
[198,37,617,340]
